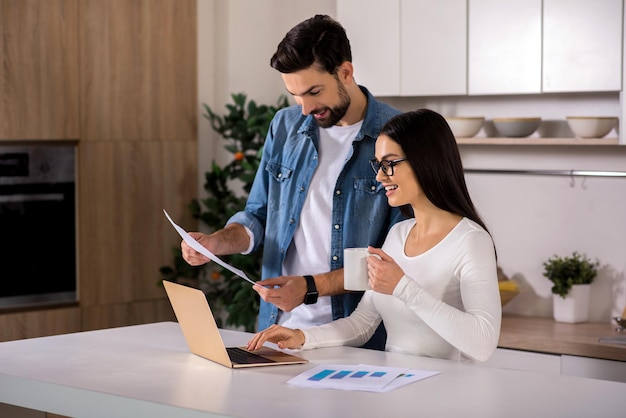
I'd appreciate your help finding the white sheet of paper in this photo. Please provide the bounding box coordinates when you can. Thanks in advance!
[376,367,441,392]
[286,363,438,392]
[163,209,256,286]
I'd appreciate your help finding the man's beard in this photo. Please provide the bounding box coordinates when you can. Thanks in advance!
[313,81,351,128]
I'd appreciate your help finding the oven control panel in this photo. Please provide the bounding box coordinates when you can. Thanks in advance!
[0,145,75,184]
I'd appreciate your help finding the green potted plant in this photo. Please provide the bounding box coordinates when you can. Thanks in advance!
[160,92,289,332]
[542,251,599,323]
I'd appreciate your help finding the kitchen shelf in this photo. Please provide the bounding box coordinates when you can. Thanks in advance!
[456,137,619,146]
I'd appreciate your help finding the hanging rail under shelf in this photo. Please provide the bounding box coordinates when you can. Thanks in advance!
[464,169,626,178]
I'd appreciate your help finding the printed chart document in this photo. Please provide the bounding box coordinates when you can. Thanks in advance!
[287,364,441,393]
[163,209,256,285]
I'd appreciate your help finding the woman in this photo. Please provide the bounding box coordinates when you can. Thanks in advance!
[247,109,502,362]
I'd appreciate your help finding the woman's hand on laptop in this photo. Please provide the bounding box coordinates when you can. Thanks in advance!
[247,325,305,351]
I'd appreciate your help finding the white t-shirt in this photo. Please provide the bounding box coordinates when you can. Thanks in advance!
[279,121,363,329]
[301,217,502,362]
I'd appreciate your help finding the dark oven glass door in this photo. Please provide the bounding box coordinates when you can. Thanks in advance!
[0,182,76,308]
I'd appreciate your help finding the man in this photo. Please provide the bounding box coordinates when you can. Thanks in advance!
[182,14,403,350]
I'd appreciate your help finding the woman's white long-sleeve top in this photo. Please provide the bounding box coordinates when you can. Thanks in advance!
[301,217,502,362]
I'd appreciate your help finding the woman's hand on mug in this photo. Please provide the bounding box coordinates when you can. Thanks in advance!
[366,246,404,294]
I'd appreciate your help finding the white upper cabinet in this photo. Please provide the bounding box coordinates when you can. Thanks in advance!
[339,0,623,97]
[468,0,542,95]
[543,0,623,93]
[337,0,400,96]
[401,0,467,96]
[338,0,466,96]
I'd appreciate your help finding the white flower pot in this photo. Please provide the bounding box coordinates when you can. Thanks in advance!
[552,284,590,323]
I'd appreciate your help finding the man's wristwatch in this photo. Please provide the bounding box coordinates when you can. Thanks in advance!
[303,275,319,305]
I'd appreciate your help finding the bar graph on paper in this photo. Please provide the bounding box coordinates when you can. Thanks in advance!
[288,364,441,392]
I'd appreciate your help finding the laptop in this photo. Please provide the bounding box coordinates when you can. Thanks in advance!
[163,280,308,368]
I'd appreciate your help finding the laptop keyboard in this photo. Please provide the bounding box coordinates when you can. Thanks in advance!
[227,347,276,364]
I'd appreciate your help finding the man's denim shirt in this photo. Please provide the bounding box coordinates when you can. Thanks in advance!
[227,86,404,345]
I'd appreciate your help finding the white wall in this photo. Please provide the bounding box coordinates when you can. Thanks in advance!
[198,0,336,181]
[198,0,626,321]
[463,146,626,321]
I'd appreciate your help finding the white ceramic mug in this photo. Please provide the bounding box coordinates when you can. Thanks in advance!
[343,248,373,291]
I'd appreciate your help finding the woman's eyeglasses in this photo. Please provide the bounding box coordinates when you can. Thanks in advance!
[369,158,407,176]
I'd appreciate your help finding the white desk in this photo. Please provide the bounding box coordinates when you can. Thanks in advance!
[0,322,624,418]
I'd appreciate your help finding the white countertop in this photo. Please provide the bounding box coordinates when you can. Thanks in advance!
[0,321,624,418]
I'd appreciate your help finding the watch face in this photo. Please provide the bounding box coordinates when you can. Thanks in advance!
[304,291,318,305]
[303,275,318,304]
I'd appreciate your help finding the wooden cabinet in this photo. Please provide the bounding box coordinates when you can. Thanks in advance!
[0,0,197,341]
[79,0,197,142]
[81,299,176,332]
[76,0,197,316]
[468,0,542,95]
[0,307,80,342]
[0,0,79,140]
[543,0,623,92]
[78,141,197,307]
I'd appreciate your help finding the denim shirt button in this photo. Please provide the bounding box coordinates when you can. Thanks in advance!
[334,224,340,230]
[370,185,376,191]
[290,219,295,224]
[335,189,341,195]
[332,255,338,261]
[300,187,305,192]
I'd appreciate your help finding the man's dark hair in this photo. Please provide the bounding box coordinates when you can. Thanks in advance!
[270,14,352,74]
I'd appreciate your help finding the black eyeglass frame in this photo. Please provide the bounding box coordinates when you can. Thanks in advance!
[369,158,408,176]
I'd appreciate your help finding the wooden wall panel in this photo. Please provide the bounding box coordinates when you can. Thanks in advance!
[79,140,197,306]
[78,142,129,305]
[159,140,199,266]
[0,0,79,139]
[79,0,197,141]
[81,299,176,332]
[79,141,157,305]
[0,307,80,342]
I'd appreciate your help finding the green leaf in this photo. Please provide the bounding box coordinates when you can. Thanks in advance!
[542,251,599,298]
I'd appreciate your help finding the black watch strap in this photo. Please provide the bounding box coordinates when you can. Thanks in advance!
[303,275,319,305]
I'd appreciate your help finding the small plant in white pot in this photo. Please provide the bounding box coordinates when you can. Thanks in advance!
[542,252,599,323]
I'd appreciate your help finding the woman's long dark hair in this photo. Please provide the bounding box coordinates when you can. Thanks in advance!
[380,109,490,235]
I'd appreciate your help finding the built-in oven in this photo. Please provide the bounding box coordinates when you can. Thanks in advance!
[0,143,77,309]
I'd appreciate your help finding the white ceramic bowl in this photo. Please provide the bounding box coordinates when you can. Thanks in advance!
[493,117,541,138]
[445,116,485,138]
[566,116,617,138]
